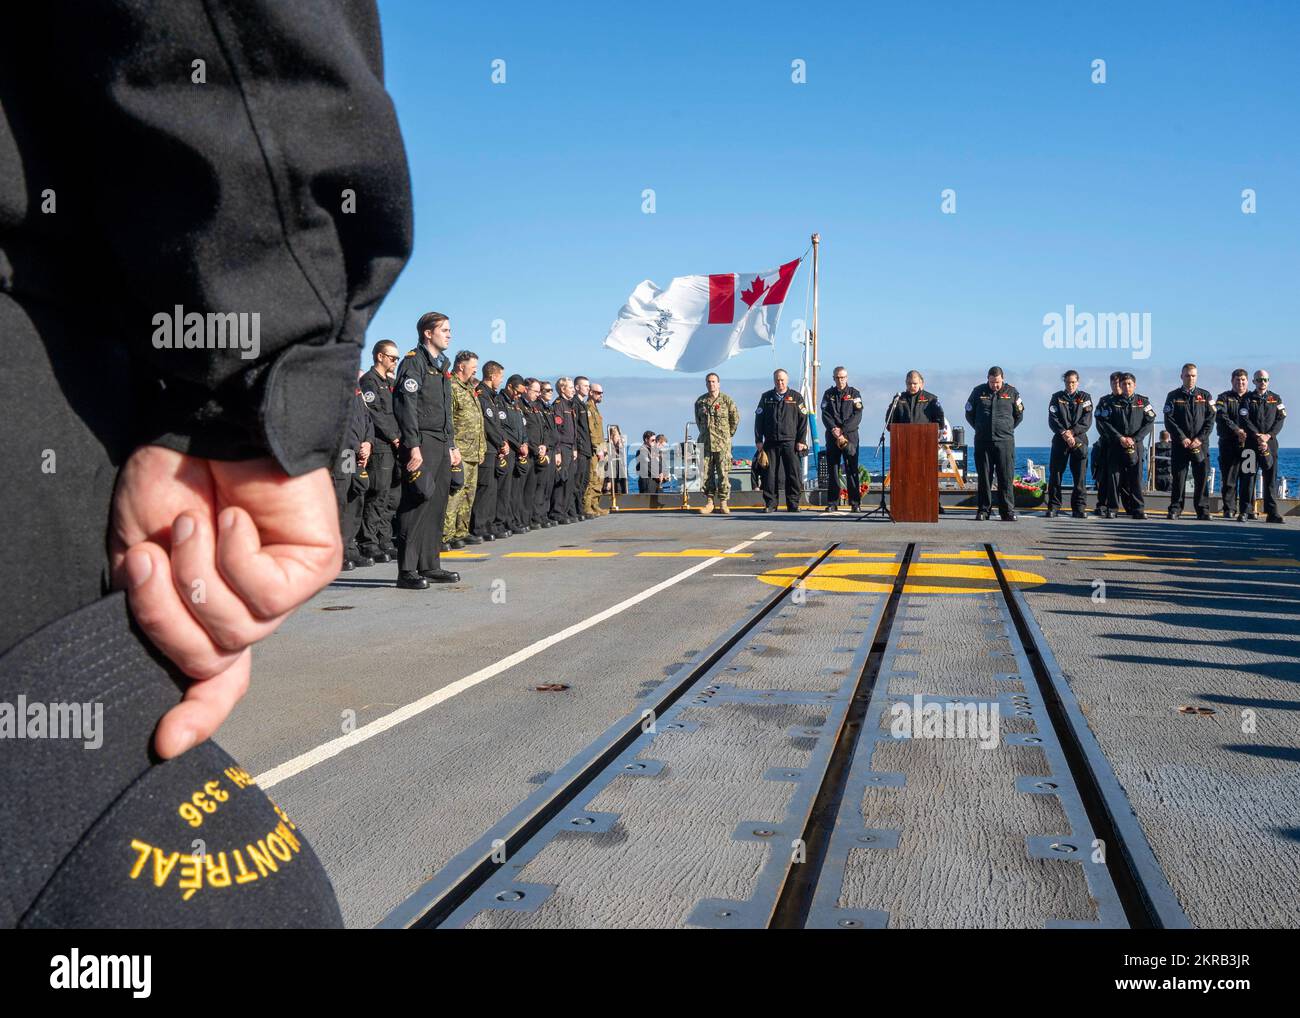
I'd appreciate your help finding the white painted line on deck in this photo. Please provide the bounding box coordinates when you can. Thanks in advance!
[256,532,771,789]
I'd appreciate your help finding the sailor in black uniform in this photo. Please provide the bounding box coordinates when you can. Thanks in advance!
[820,366,863,510]
[755,369,810,512]
[393,312,461,588]
[1045,370,1092,518]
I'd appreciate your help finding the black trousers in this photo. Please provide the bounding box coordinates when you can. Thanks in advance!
[973,438,1015,516]
[470,456,498,536]
[1092,443,1113,509]
[494,449,517,530]
[550,451,573,519]
[359,444,398,553]
[1107,440,1145,514]
[1047,436,1087,511]
[1218,442,1252,516]
[826,438,860,506]
[1169,446,1210,514]
[515,455,537,527]
[396,439,450,573]
[331,459,366,558]
[1240,439,1281,517]
[535,458,555,523]
[762,441,803,510]
[570,452,590,518]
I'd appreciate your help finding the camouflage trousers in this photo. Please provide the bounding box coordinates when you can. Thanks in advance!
[583,455,603,514]
[443,460,480,540]
[702,449,730,499]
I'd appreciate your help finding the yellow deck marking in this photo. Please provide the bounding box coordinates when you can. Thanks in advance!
[775,550,897,559]
[920,551,1044,561]
[1067,553,1196,562]
[757,561,1045,594]
[637,548,754,558]
[503,549,617,558]
[442,551,489,559]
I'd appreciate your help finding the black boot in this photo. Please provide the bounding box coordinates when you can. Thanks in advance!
[397,571,428,590]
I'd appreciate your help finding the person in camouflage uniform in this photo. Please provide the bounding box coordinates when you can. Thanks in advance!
[443,350,485,546]
[583,381,608,516]
[695,372,740,514]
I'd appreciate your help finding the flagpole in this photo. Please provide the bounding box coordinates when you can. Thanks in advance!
[811,232,820,402]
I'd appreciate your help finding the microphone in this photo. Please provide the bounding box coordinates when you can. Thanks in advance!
[882,391,901,443]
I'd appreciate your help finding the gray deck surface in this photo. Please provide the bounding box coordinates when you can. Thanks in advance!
[216,506,1300,928]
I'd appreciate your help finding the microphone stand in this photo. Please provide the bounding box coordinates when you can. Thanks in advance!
[861,393,899,520]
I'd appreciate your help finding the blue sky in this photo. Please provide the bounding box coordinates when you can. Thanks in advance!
[368,0,1298,444]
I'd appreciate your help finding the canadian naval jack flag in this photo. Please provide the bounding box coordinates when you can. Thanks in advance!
[602,258,802,372]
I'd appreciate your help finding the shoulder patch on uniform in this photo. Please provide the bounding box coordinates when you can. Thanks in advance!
[363,390,376,403]
[402,377,418,392]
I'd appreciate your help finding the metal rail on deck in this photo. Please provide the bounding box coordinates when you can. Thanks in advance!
[985,543,1190,928]
[380,544,840,929]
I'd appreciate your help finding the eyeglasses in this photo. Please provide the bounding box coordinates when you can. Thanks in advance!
[1256,377,1270,382]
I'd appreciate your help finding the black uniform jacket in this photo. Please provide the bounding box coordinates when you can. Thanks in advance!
[1047,389,1093,446]
[755,388,810,446]
[0,1,413,477]
[1162,387,1215,447]
[1214,390,1251,444]
[1095,392,1156,443]
[1244,389,1287,444]
[889,389,945,427]
[393,345,451,449]
[821,385,864,435]
[964,383,1023,442]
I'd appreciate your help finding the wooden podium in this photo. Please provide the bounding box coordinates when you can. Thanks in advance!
[889,423,939,522]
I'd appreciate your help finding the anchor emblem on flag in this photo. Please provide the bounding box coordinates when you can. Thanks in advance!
[646,309,674,351]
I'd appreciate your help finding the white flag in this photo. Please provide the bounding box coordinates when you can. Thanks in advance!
[602,258,801,372]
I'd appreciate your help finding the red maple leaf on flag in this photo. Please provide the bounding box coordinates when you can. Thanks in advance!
[739,275,768,307]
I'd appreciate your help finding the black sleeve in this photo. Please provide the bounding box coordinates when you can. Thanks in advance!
[1048,395,1067,438]
[1136,403,1156,444]
[1273,398,1287,439]
[1163,391,1191,444]
[964,388,978,429]
[820,390,840,429]
[1195,393,1215,443]
[1075,396,1093,439]
[754,400,766,446]
[1095,398,1119,442]
[481,393,504,448]
[359,373,399,444]
[392,359,422,450]
[1012,388,1024,428]
[841,391,862,433]
[353,393,373,447]
[927,395,945,427]
[3,1,413,476]
[797,396,810,446]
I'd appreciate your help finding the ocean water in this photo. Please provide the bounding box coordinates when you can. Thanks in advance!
[627,444,1300,494]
